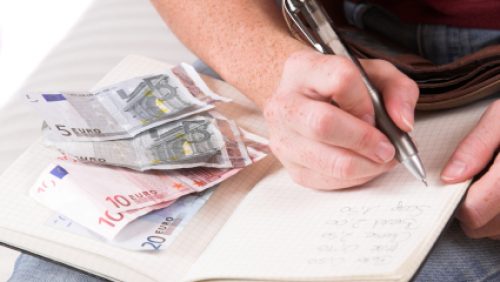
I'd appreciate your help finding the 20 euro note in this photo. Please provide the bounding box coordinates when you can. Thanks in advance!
[46,189,213,251]
[27,63,230,142]
[43,112,252,170]
[54,130,269,213]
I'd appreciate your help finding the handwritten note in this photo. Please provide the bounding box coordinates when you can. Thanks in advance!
[306,201,430,267]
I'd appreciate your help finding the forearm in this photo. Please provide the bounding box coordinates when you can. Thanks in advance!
[151,0,309,108]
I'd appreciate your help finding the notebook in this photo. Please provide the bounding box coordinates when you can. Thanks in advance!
[0,55,491,282]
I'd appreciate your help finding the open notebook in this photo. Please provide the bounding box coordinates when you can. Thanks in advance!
[0,55,491,282]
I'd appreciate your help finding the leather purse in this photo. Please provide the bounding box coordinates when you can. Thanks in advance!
[282,0,500,110]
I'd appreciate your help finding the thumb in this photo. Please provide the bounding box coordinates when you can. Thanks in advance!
[441,101,500,183]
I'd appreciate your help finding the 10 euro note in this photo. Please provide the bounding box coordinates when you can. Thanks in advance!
[28,63,229,142]
[52,129,268,213]
[29,163,177,239]
[46,189,213,251]
[44,112,252,170]
[29,132,268,239]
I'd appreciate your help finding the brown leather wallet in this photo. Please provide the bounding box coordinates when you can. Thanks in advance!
[282,1,500,110]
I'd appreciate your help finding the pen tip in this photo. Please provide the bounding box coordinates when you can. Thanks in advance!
[422,179,428,187]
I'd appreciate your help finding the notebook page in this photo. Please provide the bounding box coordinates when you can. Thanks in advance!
[185,99,492,282]
[0,55,272,282]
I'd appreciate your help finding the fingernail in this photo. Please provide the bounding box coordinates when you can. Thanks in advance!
[375,141,395,163]
[362,114,375,125]
[401,103,414,131]
[441,160,467,181]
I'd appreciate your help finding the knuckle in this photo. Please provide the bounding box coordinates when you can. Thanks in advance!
[334,60,358,86]
[353,127,377,152]
[308,111,334,139]
[329,152,355,179]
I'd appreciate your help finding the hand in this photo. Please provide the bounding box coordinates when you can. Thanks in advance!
[263,50,419,190]
[441,100,500,239]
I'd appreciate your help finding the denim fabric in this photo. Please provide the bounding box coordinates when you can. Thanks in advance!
[413,220,500,282]
[9,4,500,281]
[418,25,500,64]
[10,220,500,281]
[344,0,500,65]
[8,254,107,282]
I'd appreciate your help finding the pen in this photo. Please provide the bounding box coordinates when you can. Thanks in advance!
[284,0,428,186]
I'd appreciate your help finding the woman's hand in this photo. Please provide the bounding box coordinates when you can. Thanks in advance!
[441,100,500,239]
[263,50,419,190]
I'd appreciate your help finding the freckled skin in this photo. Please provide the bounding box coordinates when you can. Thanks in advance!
[150,0,309,109]
[151,0,500,239]
[151,0,416,191]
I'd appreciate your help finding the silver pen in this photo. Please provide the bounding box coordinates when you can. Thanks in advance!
[284,0,427,186]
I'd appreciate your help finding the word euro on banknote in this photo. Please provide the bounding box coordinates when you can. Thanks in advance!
[30,133,268,239]
[44,112,252,170]
[46,189,213,251]
[28,63,229,141]
[46,130,268,213]
[30,163,177,239]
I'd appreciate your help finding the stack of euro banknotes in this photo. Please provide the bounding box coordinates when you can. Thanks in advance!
[26,63,268,251]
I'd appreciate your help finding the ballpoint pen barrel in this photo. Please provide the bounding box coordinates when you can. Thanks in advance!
[284,0,427,183]
[364,77,418,162]
[364,73,427,182]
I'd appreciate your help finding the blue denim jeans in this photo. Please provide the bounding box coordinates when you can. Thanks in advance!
[8,4,500,282]
[344,0,500,65]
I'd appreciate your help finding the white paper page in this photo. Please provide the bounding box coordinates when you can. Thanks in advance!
[185,99,492,282]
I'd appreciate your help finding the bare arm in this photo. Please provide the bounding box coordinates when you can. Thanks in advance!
[151,0,308,108]
[152,1,419,190]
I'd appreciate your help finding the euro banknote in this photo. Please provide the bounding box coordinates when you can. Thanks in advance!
[28,63,229,142]
[43,112,252,170]
[30,132,268,239]
[30,163,176,239]
[46,189,213,251]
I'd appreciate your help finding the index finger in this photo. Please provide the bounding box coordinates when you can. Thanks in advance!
[283,96,395,164]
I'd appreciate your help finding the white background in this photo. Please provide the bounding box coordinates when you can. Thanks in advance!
[0,0,93,278]
[0,0,93,109]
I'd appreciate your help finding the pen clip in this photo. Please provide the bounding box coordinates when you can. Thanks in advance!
[283,0,326,53]
[284,0,352,58]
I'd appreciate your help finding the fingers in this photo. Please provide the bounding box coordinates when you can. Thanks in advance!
[282,96,395,164]
[282,51,374,123]
[283,162,380,190]
[460,215,500,240]
[266,51,410,190]
[270,130,396,182]
[441,100,500,183]
[361,59,419,132]
[456,153,500,230]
